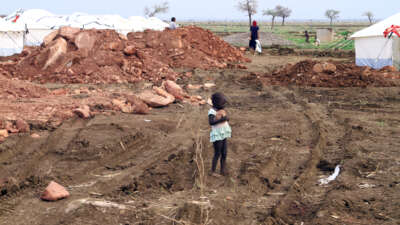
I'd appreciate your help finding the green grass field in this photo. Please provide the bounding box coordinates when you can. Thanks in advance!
[184,21,368,50]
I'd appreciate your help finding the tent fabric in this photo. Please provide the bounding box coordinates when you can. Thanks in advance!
[354,37,393,68]
[0,31,24,56]
[351,13,400,39]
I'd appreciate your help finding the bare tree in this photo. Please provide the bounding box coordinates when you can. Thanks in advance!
[276,6,292,26]
[325,9,340,26]
[263,9,279,29]
[144,1,169,17]
[237,0,258,28]
[363,11,374,24]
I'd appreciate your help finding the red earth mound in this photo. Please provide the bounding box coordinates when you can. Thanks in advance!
[250,60,400,88]
[0,73,49,99]
[1,26,248,84]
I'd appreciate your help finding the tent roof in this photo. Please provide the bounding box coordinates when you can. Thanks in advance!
[351,13,400,39]
[0,18,24,32]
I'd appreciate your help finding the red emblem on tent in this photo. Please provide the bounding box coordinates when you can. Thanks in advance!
[12,15,20,23]
[383,25,400,38]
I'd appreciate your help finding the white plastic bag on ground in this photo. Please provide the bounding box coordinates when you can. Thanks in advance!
[255,40,262,53]
[319,165,341,185]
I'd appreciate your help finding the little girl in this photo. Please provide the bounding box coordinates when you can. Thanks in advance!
[208,92,232,176]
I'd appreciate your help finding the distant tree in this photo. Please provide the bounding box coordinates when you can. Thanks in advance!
[363,11,374,24]
[144,1,169,17]
[276,6,292,26]
[325,9,340,26]
[237,0,258,28]
[263,9,279,29]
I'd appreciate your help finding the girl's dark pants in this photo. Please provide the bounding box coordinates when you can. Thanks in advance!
[212,139,227,175]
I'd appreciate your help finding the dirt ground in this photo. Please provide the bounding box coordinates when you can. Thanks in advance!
[223,32,293,47]
[1,53,400,225]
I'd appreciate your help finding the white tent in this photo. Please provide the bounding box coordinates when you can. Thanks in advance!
[0,19,25,56]
[351,13,400,69]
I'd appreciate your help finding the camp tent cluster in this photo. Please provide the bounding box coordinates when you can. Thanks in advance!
[351,13,400,69]
[0,9,169,56]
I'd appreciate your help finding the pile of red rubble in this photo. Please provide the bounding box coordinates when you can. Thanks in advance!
[254,60,400,87]
[0,26,248,84]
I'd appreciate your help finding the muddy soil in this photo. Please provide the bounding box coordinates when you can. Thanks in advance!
[1,54,399,225]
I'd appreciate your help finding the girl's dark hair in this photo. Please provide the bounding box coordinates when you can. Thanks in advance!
[211,92,227,110]
[171,17,176,22]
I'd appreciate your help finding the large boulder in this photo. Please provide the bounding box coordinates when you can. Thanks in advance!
[41,181,70,201]
[112,99,133,113]
[163,80,186,101]
[138,90,175,107]
[74,32,96,51]
[126,95,150,114]
[43,30,59,46]
[123,46,137,56]
[59,26,80,40]
[43,38,68,70]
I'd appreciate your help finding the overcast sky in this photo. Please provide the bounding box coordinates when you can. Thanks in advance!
[2,0,400,21]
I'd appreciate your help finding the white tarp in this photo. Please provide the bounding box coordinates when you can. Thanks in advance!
[351,13,400,69]
[1,9,169,47]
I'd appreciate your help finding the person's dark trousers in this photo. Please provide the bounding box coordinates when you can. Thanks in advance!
[212,139,227,175]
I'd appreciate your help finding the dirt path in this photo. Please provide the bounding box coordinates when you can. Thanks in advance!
[1,55,399,224]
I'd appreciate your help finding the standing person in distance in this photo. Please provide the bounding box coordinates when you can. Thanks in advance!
[249,20,259,55]
[170,17,178,30]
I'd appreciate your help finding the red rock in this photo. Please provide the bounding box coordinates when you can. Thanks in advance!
[138,90,174,107]
[58,26,80,40]
[0,136,4,143]
[323,63,337,74]
[237,64,248,69]
[163,80,186,100]
[73,105,91,118]
[15,119,30,133]
[74,32,96,51]
[0,129,8,138]
[119,33,128,41]
[108,41,122,51]
[123,46,137,55]
[41,181,70,201]
[5,121,18,133]
[239,47,246,51]
[313,63,324,73]
[153,87,175,103]
[381,65,397,72]
[313,63,336,74]
[126,95,150,114]
[43,30,59,46]
[112,99,133,113]
[43,38,68,69]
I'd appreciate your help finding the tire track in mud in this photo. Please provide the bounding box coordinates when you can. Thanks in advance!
[266,87,348,224]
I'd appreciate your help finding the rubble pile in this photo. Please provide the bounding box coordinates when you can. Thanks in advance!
[1,26,248,84]
[256,60,400,87]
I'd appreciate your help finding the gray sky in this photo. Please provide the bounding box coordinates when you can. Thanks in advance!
[2,0,400,21]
